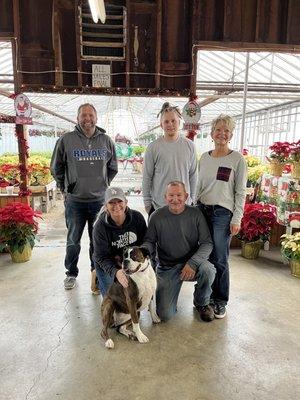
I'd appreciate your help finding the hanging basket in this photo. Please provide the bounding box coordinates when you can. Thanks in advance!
[241,240,262,259]
[269,161,284,177]
[290,260,300,278]
[10,243,32,263]
[291,161,300,180]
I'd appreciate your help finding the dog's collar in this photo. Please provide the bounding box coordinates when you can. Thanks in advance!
[139,262,150,273]
[124,261,150,275]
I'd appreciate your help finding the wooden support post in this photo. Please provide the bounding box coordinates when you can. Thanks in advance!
[12,0,29,204]
[52,0,63,87]
[125,0,131,87]
[155,0,162,88]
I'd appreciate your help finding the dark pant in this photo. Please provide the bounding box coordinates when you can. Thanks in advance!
[64,199,102,277]
[198,204,232,306]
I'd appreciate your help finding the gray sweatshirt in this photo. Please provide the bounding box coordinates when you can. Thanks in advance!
[50,125,118,202]
[143,205,213,270]
[196,151,247,225]
[142,135,197,209]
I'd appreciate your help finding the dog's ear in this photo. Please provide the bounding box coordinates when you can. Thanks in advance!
[140,246,150,258]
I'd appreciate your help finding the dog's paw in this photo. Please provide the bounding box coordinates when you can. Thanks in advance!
[128,332,137,341]
[136,332,149,344]
[151,313,161,324]
[105,339,114,349]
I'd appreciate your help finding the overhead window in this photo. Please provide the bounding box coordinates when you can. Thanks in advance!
[80,1,126,60]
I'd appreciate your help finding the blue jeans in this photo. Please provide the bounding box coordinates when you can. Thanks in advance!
[64,199,102,277]
[156,261,215,321]
[198,204,232,306]
[95,268,114,296]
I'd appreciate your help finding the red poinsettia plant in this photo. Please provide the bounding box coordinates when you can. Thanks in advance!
[267,142,291,163]
[0,163,20,186]
[0,202,42,253]
[237,203,277,243]
[289,140,300,162]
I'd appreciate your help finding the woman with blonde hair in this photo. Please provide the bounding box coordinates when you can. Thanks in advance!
[93,187,147,295]
[197,114,247,319]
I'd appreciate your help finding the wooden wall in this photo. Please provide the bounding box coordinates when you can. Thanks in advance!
[0,0,299,95]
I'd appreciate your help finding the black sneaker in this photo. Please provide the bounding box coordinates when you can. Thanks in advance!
[198,305,214,322]
[214,304,226,319]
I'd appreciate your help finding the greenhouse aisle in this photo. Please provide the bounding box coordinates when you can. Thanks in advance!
[0,197,299,400]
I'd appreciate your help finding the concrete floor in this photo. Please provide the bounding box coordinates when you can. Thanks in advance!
[0,196,299,400]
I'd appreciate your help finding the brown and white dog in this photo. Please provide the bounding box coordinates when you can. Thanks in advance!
[100,246,160,349]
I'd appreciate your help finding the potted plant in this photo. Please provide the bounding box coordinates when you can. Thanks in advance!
[281,232,300,277]
[237,203,277,259]
[289,140,300,179]
[0,202,42,263]
[267,141,291,176]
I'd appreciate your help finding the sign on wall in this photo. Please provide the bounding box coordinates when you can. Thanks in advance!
[92,64,111,88]
[182,100,201,131]
[14,93,32,125]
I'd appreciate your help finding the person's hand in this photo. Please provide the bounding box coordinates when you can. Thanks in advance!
[180,264,195,281]
[116,269,128,288]
[230,223,240,236]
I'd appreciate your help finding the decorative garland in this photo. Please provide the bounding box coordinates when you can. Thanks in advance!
[21,84,191,97]
[185,94,199,141]
[14,125,31,197]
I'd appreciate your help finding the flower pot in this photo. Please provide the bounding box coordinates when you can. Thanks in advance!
[10,243,32,263]
[241,240,262,259]
[290,260,300,278]
[291,161,300,179]
[6,186,14,195]
[269,161,284,177]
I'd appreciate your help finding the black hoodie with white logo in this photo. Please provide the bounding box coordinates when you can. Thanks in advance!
[50,125,118,202]
[93,208,147,277]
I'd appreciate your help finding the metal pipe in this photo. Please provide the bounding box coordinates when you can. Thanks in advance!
[0,87,76,124]
[196,83,300,92]
[239,53,250,152]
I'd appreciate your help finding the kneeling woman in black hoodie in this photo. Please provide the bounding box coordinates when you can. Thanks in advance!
[93,187,147,296]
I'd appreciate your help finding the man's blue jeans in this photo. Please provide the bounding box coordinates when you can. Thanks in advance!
[65,199,102,277]
[156,261,216,321]
[198,204,232,306]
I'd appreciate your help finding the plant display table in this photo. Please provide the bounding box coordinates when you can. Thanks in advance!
[258,174,300,231]
[29,180,57,213]
[0,181,57,213]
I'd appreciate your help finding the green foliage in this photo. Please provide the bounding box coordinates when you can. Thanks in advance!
[281,232,300,261]
[132,146,146,156]
[247,164,269,185]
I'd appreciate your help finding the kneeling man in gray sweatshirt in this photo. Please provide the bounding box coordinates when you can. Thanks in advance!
[143,181,216,322]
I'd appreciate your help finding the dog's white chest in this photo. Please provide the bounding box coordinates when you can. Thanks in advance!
[130,266,156,311]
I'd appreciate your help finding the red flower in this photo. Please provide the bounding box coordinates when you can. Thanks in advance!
[237,203,277,242]
[268,142,291,163]
[290,140,300,162]
[0,203,42,253]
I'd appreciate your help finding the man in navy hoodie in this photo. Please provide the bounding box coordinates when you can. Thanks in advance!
[50,103,118,291]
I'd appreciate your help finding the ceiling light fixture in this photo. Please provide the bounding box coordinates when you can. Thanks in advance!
[88,0,106,24]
